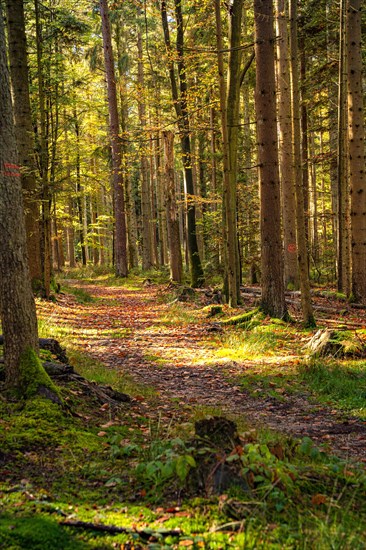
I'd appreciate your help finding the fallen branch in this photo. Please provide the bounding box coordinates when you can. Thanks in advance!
[60,519,181,540]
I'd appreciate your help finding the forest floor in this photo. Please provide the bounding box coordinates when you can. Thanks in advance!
[1,271,366,549]
[39,276,366,463]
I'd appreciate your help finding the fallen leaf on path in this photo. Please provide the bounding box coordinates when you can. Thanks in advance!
[311,494,327,506]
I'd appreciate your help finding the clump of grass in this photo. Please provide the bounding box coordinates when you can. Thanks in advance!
[67,348,156,399]
[216,328,281,361]
[61,285,95,304]
[299,359,366,417]
[37,317,75,346]
[160,302,199,325]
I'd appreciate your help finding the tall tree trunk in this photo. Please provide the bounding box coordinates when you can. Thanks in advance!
[215,0,242,306]
[100,0,128,277]
[289,0,315,326]
[82,194,90,263]
[137,30,154,271]
[35,0,51,298]
[300,38,310,246]
[66,199,76,268]
[209,99,221,270]
[163,131,183,282]
[254,0,287,319]
[275,0,299,289]
[155,131,169,266]
[0,4,39,390]
[115,18,139,269]
[74,112,86,265]
[160,0,204,287]
[5,0,42,288]
[214,0,231,301]
[337,0,350,293]
[347,0,366,302]
[326,0,340,263]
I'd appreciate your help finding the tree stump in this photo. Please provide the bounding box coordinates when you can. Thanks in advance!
[189,417,249,496]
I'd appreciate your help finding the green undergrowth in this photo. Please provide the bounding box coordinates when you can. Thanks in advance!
[299,359,366,418]
[1,382,366,549]
[2,275,366,547]
[212,312,366,418]
[68,348,156,399]
[61,284,96,304]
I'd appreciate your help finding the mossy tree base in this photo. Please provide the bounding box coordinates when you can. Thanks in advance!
[17,348,63,404]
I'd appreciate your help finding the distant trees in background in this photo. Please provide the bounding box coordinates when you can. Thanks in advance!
[2,0,365,316]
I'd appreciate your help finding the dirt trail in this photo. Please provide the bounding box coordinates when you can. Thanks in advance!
[40,282,366,464]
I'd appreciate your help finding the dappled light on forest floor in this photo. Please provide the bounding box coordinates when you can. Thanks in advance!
[35,280,366,464]
[2,278,366,549]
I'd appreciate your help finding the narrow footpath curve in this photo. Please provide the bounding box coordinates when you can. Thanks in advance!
[40,281,366,464]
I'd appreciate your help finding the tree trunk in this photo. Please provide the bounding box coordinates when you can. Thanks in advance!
[289,0,315,326]
[0,5,58,400]
[161,0,204,287]
[254,0,287,319]
[155,131,169,266]
[74,112,86,265]
[215,0,242,306]
[163,131,183,283]
[66,199,76,268]
[337,0,350,293]
[347,0,366,302]
[35,0,51,298]
[5,0,42,288]
[137,30,154,271]
[275,0,299,289]
[100,0,128,278]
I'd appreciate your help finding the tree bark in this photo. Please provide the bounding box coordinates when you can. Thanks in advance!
[337,0,350,294]
[0,5,39,391]
[214,0,242,306]
[254,0,287,319]
[160,0,204,287]
[5,0,42,288]
[347,0,366,302]
[275,0,299,289]
[289,0,315,326]
[137,30,154,271]
[163,131,183,282]
[100,0,128,277]
[35,0,51,297]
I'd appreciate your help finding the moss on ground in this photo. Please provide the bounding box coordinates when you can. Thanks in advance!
[1,378,366,549]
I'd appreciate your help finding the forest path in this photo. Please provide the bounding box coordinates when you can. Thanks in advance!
[38,280,366,464]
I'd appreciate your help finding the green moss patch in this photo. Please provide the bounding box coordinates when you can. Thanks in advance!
[19,348,61,402]
[0,514,87,550]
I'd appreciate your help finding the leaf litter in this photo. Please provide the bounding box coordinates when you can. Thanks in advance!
[39,280,366,464]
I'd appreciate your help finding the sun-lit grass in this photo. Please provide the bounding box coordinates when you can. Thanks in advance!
[214,323,297,362]
[159,303,199,326]
[67,348,156,399]
[58,265,174,291]
[37,317,75,343]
